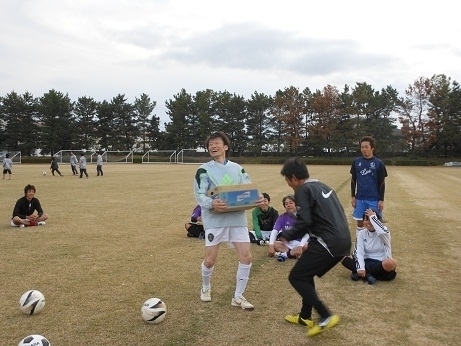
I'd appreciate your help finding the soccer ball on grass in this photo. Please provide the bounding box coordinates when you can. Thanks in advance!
[42,171,46,176]
[18,334,51,346]
[141,297,167,324]
[19,290,46,315]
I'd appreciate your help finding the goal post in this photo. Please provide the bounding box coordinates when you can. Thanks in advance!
[142,150,177,163]
[90,151,133,163]
[176,149,209,164]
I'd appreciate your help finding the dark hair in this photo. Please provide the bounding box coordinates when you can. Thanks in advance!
[282,194,295,206]
[5,153,9,158]
[261,192,270,201]
[205,131,231,155]
[280,158,309,180]
[360,136,376,149]
[363,210,382,221]
[24,184,36,195]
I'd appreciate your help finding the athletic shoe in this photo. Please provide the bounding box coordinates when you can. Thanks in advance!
[277,252,288,262]
[307,314,340,337]
[350,273,359,281]
[37,221,46,226]
[366,274,377,285]
[264,240,270,245]
[200,286,211,302]
[257,239,266,246]
[285,314,314,328]
[231,296,254,310]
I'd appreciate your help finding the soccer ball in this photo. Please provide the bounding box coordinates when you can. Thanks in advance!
[18,334,51,346]
[19,290,46,315]
[141,297,167,324]
[42,171,46,176]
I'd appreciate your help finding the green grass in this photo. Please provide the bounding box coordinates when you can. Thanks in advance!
[1,164,460,345]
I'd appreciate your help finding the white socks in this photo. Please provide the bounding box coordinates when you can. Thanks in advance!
[201,262,214,288]
[234,262,252,298]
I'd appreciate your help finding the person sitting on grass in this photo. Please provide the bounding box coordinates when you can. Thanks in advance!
[185,205,205,239]
[341,209,396,284]
[267,194,309,262]
[11,184,48,227]
[249,192,279,245]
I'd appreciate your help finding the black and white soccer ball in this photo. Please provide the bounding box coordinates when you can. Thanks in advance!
[141,297,167,324]
[18,334,51,346]
[19,290,46,315]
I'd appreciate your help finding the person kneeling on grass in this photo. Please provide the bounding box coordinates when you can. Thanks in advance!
[249,192,279,245]
[341,209,396,284]
[185,205,205,239]
[11,184,48,227]
[267,194,309,261]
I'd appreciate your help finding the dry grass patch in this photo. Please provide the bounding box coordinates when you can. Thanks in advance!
[0,164,460,345]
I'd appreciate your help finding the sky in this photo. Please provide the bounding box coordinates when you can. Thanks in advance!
[1,0,460,126]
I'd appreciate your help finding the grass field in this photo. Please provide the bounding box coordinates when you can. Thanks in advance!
[1,163,460,345]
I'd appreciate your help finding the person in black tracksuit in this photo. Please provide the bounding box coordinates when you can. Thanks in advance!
[50,157,63,176]
[280,158,352,337]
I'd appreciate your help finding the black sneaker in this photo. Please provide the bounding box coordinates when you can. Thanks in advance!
[350,273,359,281]
[366,274,377,285]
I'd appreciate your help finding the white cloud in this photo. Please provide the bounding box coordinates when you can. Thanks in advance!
[1,0,459,125]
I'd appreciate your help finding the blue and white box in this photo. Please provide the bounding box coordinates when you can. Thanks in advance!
[207,184,260,212]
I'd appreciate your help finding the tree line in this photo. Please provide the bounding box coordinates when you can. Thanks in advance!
[1,74,460,158]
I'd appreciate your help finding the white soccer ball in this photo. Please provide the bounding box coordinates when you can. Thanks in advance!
[19,290,46,315]
[18,334,51,346]
[42,171,46,176]
[141,297,167,324]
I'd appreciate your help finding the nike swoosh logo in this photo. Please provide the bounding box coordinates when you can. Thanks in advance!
[322,190,333,198]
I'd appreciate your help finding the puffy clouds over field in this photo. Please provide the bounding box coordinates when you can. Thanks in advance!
[1,0,459,124]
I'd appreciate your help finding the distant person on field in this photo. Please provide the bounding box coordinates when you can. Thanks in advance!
[185,205,205,238]
[96,151,104,176]
[249,192,279,245]
[280,157,351,337]
[11,184,48,227]
[350,136,388,236]
[50,157,63,176]
[194,131,263,310]
[70,151,79,175]
[267,194,309,262]
[341,209,396,285]
[79,152,89,178]
[2,153,13,180]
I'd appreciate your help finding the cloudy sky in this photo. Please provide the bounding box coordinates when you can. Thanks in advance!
[1,0,459,125]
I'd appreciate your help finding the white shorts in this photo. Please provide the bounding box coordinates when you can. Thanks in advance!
[286,239,303,250]
[205,226,250,248]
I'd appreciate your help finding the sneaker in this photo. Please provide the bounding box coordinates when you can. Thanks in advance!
[366,274,377,285]
[231,296,254,310]
[350,273,359,281]
[307,314,340,337]
[257,239,266,246]
[285,314,314,328]
[37,221,46,226]
[277,252,288,262]
[200,286,211,302]
[264,240,270,245]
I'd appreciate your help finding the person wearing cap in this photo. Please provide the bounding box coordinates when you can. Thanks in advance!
[341,208,396,284]
[249,192,279,245]
[267,194,309,261]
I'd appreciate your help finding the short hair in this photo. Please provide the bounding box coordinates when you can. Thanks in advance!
[205,131,231,154]
[280,158,309,180]
[363,210,382,221]
[24,184,36,195]
[282,194,295,206]
[360,136,376,149]
[5,153,9,158]
[261,192,270,201]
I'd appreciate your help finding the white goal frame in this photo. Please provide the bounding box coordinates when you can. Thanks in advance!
[142,150,177,163]
[91,151,133,163]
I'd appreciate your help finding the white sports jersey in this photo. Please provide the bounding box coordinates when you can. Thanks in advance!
[194,159,251,229]
[355,215,392,271]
